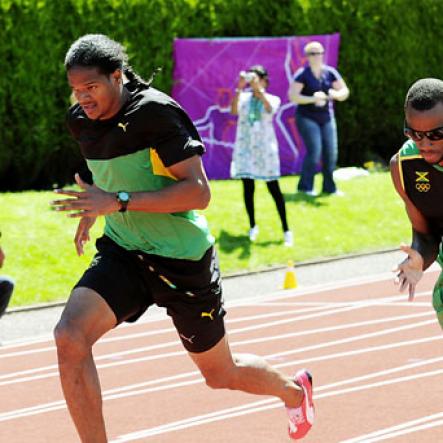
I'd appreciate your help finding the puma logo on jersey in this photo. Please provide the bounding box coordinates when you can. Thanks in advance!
[118,122,129,132]
[201,309,215,321]
[415,171,429,182]
[179,333,195,344]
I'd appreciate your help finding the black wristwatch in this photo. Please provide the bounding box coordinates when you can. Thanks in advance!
[116,191,131,213]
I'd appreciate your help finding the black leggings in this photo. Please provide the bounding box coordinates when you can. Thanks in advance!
[241,178,289,232]
[0,277,14,317]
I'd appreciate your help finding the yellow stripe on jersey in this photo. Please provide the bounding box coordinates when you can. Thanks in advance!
[150,149,177,180]
[398,154,422,191]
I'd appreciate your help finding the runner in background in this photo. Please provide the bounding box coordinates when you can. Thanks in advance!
[390,78,443,327]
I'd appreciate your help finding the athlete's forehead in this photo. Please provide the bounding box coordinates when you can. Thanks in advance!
[67,66,110,87]
[405,101,443,130]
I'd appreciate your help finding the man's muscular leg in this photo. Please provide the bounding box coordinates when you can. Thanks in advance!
[54,288,116,443]
[189,335,303,407]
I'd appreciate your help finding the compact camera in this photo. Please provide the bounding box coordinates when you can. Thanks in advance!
[240,71,256,82]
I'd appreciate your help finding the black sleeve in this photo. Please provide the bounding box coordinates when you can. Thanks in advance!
[65,107,94,185]
[65,105,82,140]
[411,228,440,270]
[145,103,205,167]
[77,160,93,185]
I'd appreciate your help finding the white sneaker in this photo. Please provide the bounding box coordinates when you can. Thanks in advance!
[248,225,259,241]
[284,230,294,247]
[324,189,344,196]
[298,190,317,197]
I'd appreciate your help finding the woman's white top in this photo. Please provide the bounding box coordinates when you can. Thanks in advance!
[231,91,281,180]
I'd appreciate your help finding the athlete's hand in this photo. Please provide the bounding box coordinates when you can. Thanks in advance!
[51,174,118,218]
[74,216,96,256]
[393,244,424,301]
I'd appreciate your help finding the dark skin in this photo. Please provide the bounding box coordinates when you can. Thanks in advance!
[68,66,125,120]
[390,101,443,299]
[51,66,211,256]
[52,64,304,443]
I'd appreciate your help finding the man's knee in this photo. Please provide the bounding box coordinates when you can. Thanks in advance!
[53,319,91,363]
[202,366,234,390]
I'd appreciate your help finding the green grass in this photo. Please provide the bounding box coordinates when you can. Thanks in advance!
[0,171,410,307]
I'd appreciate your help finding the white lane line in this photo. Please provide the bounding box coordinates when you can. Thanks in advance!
[0,307,434,384]
[109,367,443,441]
[0,279,432,358]
[3,314,436,416]
[233,312,433,347]
[366,419,443,442]
[0,304,338,367]
[0,305,350,361]
[274,335,443,371]
[266,319,436,359]
[0,292,430,362]
[0,293,431,362]
[341,411,443,442]
[0,305,358,359]
[1,264,435,350]
[0,305,330,360]
[257,301,431,307]
[1,333,441,422]
[228,269,438,307]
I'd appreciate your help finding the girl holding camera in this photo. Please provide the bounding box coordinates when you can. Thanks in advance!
[231,65,293,246]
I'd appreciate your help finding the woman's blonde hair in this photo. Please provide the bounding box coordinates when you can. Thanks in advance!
[304,41,324,55]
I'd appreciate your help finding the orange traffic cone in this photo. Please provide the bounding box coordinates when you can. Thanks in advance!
[283,260,297,289]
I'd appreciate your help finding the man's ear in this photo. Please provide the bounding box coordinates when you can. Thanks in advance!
[111,69,123,85]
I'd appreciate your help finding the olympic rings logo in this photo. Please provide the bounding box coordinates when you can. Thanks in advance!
[415,183,431,192]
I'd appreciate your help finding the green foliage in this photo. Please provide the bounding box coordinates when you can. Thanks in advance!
[0,172,410,307]
[1,0,443,189]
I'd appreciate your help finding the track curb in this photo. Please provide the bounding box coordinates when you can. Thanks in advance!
[5,247,398,315]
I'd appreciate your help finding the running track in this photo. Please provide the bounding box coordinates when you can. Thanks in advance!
[1,269,442,442]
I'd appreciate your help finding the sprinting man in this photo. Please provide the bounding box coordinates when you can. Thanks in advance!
[391,78,443,324]
[51,34,314,441]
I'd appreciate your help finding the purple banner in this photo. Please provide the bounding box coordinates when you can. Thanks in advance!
[172,33,340,179]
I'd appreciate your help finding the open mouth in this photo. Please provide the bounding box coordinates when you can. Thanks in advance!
[80,102,97,113]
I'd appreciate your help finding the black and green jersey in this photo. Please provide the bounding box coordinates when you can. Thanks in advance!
[67,85,214,260]
[398,139,443,238]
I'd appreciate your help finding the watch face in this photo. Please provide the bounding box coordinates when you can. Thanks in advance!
[118,191,130,202]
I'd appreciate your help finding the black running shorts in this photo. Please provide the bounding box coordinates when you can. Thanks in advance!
[74,236,226,353]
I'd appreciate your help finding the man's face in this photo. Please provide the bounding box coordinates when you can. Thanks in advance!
[68,66,122,120]
[405,102,443,165]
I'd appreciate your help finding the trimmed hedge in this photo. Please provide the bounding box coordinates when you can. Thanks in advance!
[1,0,442,190]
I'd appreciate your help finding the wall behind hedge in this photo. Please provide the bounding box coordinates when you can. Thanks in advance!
[1,0,442,190]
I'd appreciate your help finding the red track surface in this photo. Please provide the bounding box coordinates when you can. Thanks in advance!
[1,270,443,442]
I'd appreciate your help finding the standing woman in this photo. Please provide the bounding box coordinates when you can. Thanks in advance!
[288,41,349,196]
[231,65,293,246]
